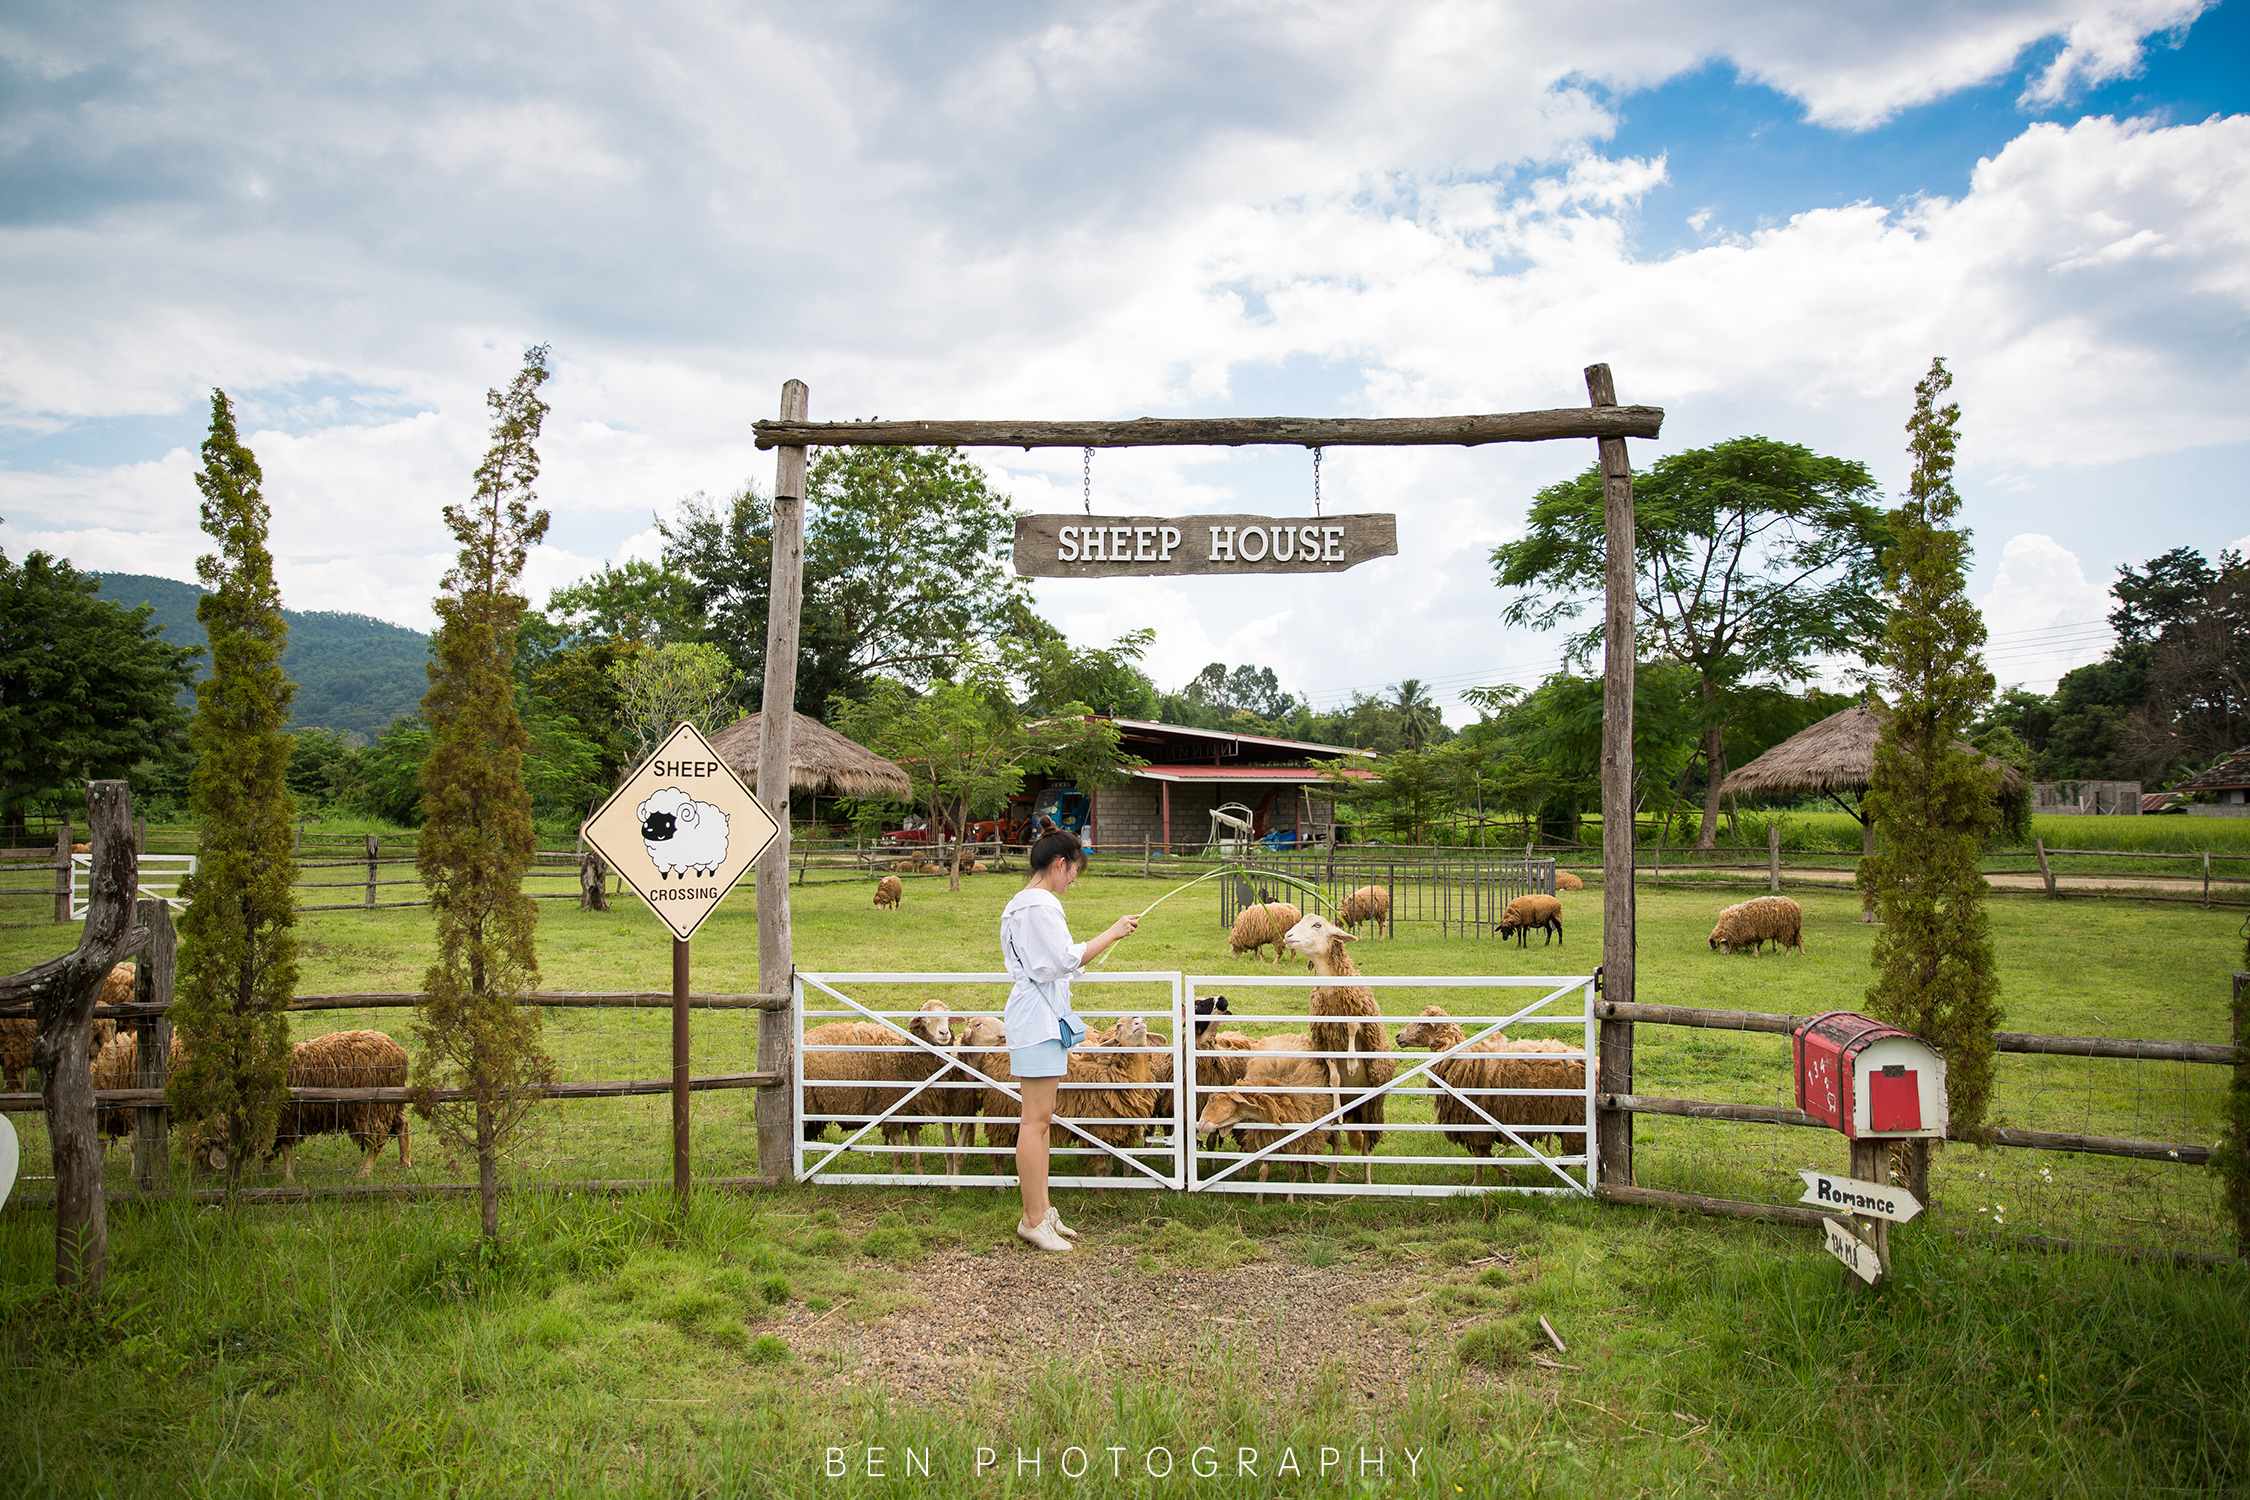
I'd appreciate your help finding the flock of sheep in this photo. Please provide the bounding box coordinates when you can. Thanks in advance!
[2,966,412,1184]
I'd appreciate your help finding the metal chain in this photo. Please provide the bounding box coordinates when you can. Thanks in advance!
[1083,447,1093,515]
[1313,446,1323,517]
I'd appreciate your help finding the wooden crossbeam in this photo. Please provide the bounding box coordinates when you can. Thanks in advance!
[751,407,1664,450]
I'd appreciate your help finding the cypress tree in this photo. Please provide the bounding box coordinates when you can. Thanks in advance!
[1859,359,2003,1137]
[413,345,557,1240]
[167,390,299,1196]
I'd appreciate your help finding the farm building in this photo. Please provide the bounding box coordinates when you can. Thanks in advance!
[1029,718,1377,851]
[2033,779,2141,816]
[2171,748,2250,817]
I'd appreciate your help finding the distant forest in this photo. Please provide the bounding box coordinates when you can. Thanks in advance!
[94,572,429,741]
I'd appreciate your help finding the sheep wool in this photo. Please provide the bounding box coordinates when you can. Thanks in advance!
[1279,913,1393,1177]
[1554,871,1585,892]
[981,1016,1160,1174]
[1336,885,1391,935]
[800,1000,956,1175]
[89,1030,187,1140]
[1495,894,1563,948]
[1395,1005,1585,1182]
[1194,1046,1346,1203]
[874,875,903,910]
[1708,896,1805,956]
[1228,902,1302,963]
[0,961,128,1091]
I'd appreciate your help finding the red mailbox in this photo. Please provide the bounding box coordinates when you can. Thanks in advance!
[1791,1011,1947,1141]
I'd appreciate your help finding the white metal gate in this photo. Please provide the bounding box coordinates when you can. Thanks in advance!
[792,970,1596,1198]
[794,971,1184,1189]
[72,852,194,918]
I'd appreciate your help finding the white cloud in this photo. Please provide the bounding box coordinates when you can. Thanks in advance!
[1977,533,2113,692]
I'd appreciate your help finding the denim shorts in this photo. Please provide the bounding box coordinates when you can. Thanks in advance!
[1010,1039,1071,1078]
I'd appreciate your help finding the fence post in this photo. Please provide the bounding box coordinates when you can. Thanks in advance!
[130,896,176,1193]
[54,816,71,923]
[2233,974,2247,1263]
[1143,835,1150,878]
[1768,825,1781,892]
[2035,838,2057,899]
[1847,1136,1891,1284]
[2204,851,2211,909]
[365,835,379,908]
[135,814,146,854]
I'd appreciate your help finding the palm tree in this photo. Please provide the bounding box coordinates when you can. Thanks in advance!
[1393,679,1440,751]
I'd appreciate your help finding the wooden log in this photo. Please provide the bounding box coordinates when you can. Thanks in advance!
[1992,1032,2238,1065]
[130,898,175,1192]
[1590,363,1637,1188]
[757,379,809,1182]
[365,835,378,907]
[0,1071,778,1113]
[1948,1228,2242,1271]
[1986,1126,2212,1165]
[1848,1136,1891,1281]
[1012,513,1396,577]
[9,1174,791,1210]
[1598,1000,1798,1035]
[1594,1181,1828,1228]
[1603,1093,1826,1128]
[1768,824,1781,892]
[0,989,793,1020]
[53,818,70,923]
[2035,837,2057,898]
[752,407,1666,451]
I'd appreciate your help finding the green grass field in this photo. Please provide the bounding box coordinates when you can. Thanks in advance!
[3,872,2244,1496]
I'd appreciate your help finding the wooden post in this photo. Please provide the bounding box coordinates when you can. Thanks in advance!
[2035,837,2056,899]
[1143,834,1151,878]
[2203,850,2211,908]
[755,379,810,1183]
[2234,974,2247,1263]
[54,816,71,923]
[365,835,379,908]
[1848,1137,1891,1282]
[1588,362,1637,1188]
[1860,811,1877,923]
[1768,824,1781,893]
[130,897,175,1193]
[135,814,145,853]
[673,936,691,1205]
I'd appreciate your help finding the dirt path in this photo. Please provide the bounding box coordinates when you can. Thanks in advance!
[773,1242,1512,1409]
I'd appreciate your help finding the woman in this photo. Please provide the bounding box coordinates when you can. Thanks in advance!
[1000,829,1139,1252]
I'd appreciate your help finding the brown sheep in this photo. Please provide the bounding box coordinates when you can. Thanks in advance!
[1709,896,1804,956]
[1279,913,1393,1179]
[1495,894,1563,947]
[89,1029,186,1141]
[1395,1005,1586,1184]
[192,1030,412,1182]
[982,1016,1160,1176]
[1336,885,1391,935]
[801,999,956,1174]
[874,874,903,910]
[1194,1045,1346,1204]
[1554,871,1585,892]
[0,961,128,1091]
[926,1013,1005,1179]
[1228,902,1302,963]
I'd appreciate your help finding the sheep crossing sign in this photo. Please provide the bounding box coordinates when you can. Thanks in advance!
[581,722,780,942]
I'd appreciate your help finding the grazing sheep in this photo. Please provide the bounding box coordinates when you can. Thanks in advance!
[89,1029,186,1141]
[1495,894,1563,948]
[1708,896,1805,956]
[1554,871,1584,892]
[1195,1046,1346,1204]
[192,1030,412,1182]
[1279,913,1394,1179]
[1336,885,1391,936]
[982,1016,1160,1175]
[1395,1005,1586,1183]
[800,999,957,1174]
[0,961,128,1091]
[874,875,903,910]
[1228,902,1302,963]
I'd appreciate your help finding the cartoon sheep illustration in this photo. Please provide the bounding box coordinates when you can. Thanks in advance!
[637,786,731,878]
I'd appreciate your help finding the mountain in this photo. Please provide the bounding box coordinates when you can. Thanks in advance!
[93,573,430,741]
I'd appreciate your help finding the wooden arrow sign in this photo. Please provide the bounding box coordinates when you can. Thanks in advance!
[1013,513,1397,577]
[1822,1216,1882,1284]
[1799,1169,1922,1223]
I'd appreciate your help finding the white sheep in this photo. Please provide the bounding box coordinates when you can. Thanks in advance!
[637,785,730,878]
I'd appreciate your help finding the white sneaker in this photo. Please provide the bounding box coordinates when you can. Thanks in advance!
[1016,1216,1073,1252]
[1044,1206,1080,1241]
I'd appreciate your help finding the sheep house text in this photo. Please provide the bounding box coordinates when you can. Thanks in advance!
[1012,512,1399,577]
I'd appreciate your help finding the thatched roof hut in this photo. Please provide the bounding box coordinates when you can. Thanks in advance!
[1719,702,2025,813]
[707,711,913,801]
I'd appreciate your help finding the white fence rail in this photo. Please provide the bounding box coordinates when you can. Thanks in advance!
[792,970,1596,1199]
[71,852,195,919]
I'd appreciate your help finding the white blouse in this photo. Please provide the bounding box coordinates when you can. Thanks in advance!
[1000,887,1087,1047]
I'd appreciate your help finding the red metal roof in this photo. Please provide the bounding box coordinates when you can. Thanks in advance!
[1101,717,1372,762]
[1132,765,1377,783]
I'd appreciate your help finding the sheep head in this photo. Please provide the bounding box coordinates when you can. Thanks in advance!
[909,1000,955,1047]
[1395,1005,1460,1050]
[956,1015,1006,1050]
[1196,1090,1268,1137]
[1281,913,1355,962]
[1107,1015,1149,1049]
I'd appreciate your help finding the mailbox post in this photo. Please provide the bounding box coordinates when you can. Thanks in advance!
[1791,1011,1947,1283]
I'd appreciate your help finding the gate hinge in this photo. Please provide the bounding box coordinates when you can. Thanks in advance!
[1592,965,1604,995]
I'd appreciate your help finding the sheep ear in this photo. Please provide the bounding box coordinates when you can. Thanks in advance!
[1332,929,1358,943]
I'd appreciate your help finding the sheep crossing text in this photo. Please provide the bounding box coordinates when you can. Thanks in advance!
[580,721,781,942]
[1012,512,1398,577]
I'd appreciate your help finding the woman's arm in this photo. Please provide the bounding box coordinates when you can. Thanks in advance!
[1077,912,1140,968]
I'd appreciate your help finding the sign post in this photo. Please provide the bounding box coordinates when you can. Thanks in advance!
[582,722,780,1203]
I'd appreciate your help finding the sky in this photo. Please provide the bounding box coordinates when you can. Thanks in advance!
[2,0,2246,724]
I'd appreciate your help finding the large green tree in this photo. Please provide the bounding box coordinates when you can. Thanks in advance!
[1860,358,2003,1140]
[413,345,558,1240]
[1493,436,1889,847]
[0,551,198,837]
[167,390,299,1196]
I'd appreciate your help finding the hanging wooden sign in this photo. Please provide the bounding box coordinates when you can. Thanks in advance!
[1013,513,1397,578]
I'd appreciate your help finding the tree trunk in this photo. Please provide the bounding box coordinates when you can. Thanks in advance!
[1693,718,1726,849]
[579,852,610,911]
[9,782,143,1295]
[478,1100,499,1239]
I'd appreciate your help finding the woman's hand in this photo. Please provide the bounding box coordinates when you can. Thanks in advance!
[1080,911,1141,967]
[1105,913,1142,942]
